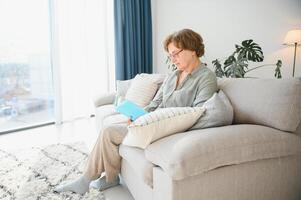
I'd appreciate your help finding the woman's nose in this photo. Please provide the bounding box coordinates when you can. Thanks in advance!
[171,56,177,63]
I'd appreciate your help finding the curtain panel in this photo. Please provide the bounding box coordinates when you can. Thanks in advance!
[51,0,115,122]
[114,0,153,80]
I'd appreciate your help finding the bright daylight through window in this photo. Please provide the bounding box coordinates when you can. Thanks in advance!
[0,0,54,133]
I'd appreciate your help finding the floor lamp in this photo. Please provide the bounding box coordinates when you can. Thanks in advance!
[283,29,301,77]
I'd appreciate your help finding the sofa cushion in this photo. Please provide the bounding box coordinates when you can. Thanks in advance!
[190,90,233,130]
[145,124,301,180]
[218,78,301,132]
[122,107,205,149]
[119,144,155,188]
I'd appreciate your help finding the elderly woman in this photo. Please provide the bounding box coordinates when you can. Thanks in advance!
[55,29,217,194]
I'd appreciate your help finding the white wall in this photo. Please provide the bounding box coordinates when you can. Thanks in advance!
[151,0,301,78]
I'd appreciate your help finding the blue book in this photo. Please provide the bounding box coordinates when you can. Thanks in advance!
[116,100,148,121]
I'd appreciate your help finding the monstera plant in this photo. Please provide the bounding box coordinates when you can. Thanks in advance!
[212,39,282,78]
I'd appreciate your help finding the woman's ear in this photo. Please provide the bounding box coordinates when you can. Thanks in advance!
[192,51,197,57]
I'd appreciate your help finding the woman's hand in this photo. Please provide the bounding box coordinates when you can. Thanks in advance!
[127,118,133,125]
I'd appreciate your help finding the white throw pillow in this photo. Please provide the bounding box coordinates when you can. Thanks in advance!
[122,107,205,149]
[190,90,233,130]
[125,73,166,107]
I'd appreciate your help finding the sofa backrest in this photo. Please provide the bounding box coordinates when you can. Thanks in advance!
[218,78,301,133]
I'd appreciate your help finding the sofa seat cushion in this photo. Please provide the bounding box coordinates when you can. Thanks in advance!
[145,124,301,180]
[95,104,118,132]
[119,144,155,188]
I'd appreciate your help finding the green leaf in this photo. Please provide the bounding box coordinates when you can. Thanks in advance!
[223,54,236,67]
[212,59,224,78]
[274,60,282,79]
[166,56,177,71]
[236,39,264,62]
[224,57,248,78]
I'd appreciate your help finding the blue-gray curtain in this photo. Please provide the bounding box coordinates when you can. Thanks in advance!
[114,0,153,80]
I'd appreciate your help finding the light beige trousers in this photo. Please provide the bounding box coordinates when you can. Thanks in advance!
[84,124,128,183]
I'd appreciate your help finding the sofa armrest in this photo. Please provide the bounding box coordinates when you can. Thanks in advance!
[93,92,116,107]
[145,124,301,181]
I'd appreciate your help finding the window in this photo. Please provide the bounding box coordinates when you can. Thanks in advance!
[0,0,54,133]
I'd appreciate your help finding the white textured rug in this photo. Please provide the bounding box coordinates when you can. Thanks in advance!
[0,142,105,200]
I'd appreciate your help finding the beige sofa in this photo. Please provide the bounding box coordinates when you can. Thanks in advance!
[93,78,301,200]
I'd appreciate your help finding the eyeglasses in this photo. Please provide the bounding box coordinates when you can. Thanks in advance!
[168,49,183,59]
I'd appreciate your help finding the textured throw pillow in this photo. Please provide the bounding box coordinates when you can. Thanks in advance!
[190,90,233,130]
[125,73,166,107]
[122,107,205,149]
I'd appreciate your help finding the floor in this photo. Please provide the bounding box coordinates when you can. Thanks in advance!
[0,117,134,200]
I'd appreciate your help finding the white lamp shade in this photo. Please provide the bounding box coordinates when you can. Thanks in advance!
[283,29,301,45]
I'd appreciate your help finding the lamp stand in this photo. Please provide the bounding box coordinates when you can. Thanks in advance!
[292,42,297,77]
